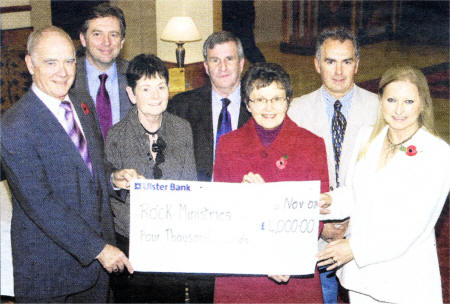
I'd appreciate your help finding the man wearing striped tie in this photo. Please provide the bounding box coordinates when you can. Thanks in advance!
[288,27,378,303]
[0,26,140,302]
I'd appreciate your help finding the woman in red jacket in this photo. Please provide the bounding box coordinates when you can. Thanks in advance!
[213,62,329,303]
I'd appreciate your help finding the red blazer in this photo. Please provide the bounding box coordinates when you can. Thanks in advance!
[213,117,328,303]
[215,116,329,190]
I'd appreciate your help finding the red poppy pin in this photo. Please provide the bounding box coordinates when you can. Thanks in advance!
[400,145,418,156]
[276,155,288,170]
[81,102,90,115]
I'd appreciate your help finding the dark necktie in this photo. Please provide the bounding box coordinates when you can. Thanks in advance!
[60,101,92,174]
[96,73,112,139]
[216,98,232,148]
[331,100,346,187]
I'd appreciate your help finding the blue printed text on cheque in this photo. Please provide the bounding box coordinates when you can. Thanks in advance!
[134,182,191,191]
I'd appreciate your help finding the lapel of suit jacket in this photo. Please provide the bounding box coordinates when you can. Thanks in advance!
[339,85,370,183]
[74,57,130,125]
[312,89,336,189]
[27,91,95,180]
[73,57,101,128]
[198,85,214,147]
[200,85,215,174]
[74,57,89,92]
[70,92,103,179]
[70,92,110,218]
[116,59,131,119]
[238,99,251,128]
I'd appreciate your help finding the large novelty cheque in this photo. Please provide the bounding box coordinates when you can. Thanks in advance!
[130,180,320,275]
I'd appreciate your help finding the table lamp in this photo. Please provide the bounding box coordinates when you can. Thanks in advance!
[161,17,201,68]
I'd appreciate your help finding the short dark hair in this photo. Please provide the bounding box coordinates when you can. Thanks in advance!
[202,31,244,61]
[126,54,169,90]
[241,62,292,106]
[80,3,126,39]
[316,27,359,61]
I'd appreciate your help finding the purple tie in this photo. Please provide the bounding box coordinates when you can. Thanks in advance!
[96,73,112,139]
[216,98,232,148]
[60,101,93,174]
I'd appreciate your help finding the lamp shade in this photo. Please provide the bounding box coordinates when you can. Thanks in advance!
[161,17,201,43]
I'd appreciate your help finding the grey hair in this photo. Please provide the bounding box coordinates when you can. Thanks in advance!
[202,31,244,61]
[315,27,359,61]
[27,26,74,60]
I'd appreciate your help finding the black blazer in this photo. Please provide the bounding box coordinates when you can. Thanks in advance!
[168,84,251,181]
[70,56,131,139]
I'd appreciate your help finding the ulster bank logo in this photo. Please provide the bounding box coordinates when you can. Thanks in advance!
[133,181,190,191]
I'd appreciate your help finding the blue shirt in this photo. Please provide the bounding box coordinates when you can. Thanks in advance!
[322,85,354,135]
[212,85,242,153]
[85,58,121,124]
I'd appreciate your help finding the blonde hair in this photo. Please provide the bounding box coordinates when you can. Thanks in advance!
[357,66,438,161]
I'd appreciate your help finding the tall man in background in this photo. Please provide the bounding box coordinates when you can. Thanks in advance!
[222,0,266,63]
[1,26,136,302]
[169,31,251,182]
[288,27,378,303]
[168,31,251,302]
[71,3,131,139]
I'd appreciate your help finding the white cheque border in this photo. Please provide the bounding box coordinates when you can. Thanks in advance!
[130,180,320,275]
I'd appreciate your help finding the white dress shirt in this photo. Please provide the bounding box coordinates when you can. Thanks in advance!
[32,84,86,137]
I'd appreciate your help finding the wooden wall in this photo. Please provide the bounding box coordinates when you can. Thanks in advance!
[1,2,33,112]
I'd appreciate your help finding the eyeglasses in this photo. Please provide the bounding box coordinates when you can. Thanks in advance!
[248,96,287,107]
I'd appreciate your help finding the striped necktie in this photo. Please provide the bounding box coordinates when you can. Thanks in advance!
[60,101,93,174]
[331,100,346,187]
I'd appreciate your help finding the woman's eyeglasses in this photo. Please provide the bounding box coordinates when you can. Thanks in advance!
[248,96,287,107]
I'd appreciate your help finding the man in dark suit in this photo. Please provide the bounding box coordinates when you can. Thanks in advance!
[168,31,251,183]
[222,0,266,63]
[71,3,131,139]
[0,26,138,302]
[168,31,251,303]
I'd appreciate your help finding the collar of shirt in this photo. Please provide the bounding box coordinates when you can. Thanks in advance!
[85,58,121,124]
[212,85,242,149]
[322,85,354,128]
[32,83,85,135]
